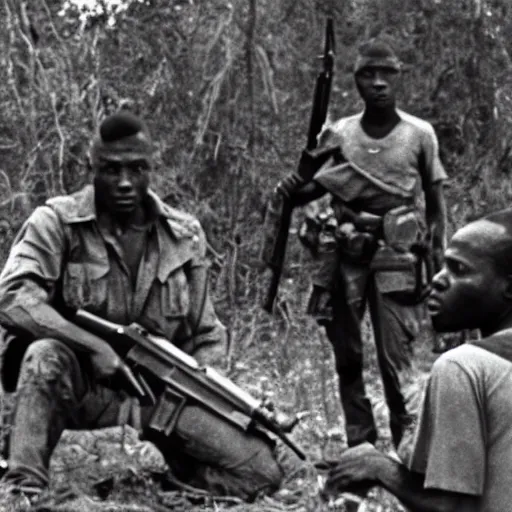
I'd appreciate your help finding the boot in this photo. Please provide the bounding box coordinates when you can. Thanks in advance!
[3,384,68,492]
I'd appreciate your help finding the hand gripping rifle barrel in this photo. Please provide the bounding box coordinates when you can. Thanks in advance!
[261,18,335,313]
[73,309,306,460]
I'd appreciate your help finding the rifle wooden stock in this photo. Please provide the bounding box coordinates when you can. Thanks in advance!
[262,197,292,313]
[261,18,335,313]
[73,309,306,460]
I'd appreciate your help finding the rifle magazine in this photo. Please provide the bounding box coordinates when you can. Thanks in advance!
[148,387,187,436]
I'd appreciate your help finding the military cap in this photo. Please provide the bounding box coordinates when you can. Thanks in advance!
[354,39,401,74]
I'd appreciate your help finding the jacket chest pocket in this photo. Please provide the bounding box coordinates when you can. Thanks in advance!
[158,267,190,320]
[62,262,109,310]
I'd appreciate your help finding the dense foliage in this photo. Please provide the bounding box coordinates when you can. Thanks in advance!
[2,0,512,297]
[0,1,512,509]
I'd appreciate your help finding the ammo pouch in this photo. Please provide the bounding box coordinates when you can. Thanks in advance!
[335,207,382,263]
[337,227,377,263]
[298,214,322,255]
[370,205,423,296]
[298,207,337,256]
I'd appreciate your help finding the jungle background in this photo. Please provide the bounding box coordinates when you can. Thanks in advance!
[1,0,512,510]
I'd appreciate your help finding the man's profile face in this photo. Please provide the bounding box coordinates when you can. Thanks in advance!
[93,156,150,218]
[355,66,400,109]
[428,220,509,333]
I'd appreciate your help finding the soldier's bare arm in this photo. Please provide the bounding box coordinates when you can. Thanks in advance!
[424,181,447,269]
[0,207,125,380]
[325,443,479,512]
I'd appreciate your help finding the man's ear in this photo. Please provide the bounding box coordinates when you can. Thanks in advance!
[503,274,512,300]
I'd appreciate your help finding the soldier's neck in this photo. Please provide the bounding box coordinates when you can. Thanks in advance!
[361,106,400,139]
[103,204,148,234]
[481,310,512,338]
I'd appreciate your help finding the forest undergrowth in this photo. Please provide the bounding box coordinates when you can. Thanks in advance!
[2,0,512,510]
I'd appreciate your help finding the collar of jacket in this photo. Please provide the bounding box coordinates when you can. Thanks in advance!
[45,184,201,242]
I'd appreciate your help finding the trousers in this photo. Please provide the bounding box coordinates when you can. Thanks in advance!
[2,338,290,500]
[324,259,422,449]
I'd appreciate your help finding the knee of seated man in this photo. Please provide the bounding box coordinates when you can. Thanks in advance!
[251,436,284,485]
[221,439,284,499]
[243,434,303,495]
[18,338,79,387]
[180,407,285,487]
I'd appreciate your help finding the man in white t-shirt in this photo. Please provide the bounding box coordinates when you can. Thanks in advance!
[323,208,512,512]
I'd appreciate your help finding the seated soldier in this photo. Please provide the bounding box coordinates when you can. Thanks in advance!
[0,112,294,503]
[322,208,512,511]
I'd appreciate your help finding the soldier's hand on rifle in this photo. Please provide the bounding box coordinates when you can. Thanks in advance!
[276,172,304,199]
[90,345,124,380]
[90,347,146,399]
[276,146,344,199]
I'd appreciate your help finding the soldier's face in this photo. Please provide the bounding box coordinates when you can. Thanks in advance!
[355,66,399,109]
[94,156,150,217]
[427,221,511,334]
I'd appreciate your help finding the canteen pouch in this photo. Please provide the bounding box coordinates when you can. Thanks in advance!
[373,205,422,294]
[382,205,421,251]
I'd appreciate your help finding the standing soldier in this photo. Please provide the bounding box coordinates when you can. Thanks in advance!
[277,39,447,450]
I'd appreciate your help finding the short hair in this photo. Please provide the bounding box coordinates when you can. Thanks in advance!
[480,208,512,275]
[89,111,153,164]
[99,111,149,143]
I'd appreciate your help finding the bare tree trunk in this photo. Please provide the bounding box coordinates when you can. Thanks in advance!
[246,0,256,167]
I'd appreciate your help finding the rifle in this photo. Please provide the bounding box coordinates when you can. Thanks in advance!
[261,18,336,313]
[72,309,306,461]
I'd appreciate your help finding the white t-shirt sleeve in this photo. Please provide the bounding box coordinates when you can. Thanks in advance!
[407,356,485,495]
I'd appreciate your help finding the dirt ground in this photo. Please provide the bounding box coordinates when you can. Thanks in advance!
[0,308,442,512]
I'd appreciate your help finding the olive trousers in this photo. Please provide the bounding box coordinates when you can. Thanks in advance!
[324,259,423,449]
[2,338,291,500]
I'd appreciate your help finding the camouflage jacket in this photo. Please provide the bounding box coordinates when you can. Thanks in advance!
[0,185,226,391]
